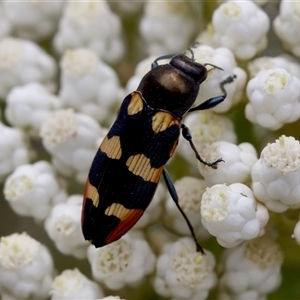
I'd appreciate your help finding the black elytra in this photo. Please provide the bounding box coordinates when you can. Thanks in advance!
[82,51,236,255]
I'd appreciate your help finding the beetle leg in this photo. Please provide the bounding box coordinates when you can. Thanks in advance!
[162,168,205,254]
[181,124,223,169]
[188,74,237,113]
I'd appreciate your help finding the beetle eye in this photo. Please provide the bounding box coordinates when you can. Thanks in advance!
[170,54,207,83]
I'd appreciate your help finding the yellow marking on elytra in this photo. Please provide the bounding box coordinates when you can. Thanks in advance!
[169,139,178,157]
[127,93,144,115]
[85,180,100,207]
[104,203,137,221]
[126,154,162,182]
[100,135,122,159]
[152,111,179,133]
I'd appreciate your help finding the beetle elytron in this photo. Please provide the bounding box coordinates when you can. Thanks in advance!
[82,50,236,254]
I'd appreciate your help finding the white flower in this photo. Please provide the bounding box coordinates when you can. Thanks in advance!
[51,268,103,300]
[140,2,199,55]
[252,135,300,213]
[248,55,300,79]
[212,0,270,60]
[178,111,236,166]
[195,26,216,48]
[219,237,283,299]
[133,182,165,229]
[0,37,57,99]
[153,237,217,300]
[4,161,67,221]
[2,1,64,41]
[198,142,258,186]
[5,83,62,137]
[293,216,300,246]
[59,48,124,125]
[0,5,12,38]
[40,109,106,183]
[192,45,247,113]
[201,183,268,248]
[87,234,155,290]
[246,68,300,130]
[54,1,124,63]
[45,195,89,259]
[273,1,300,57]
[163,176,210,240]
[0,122,29,182]
[0,233,54,300]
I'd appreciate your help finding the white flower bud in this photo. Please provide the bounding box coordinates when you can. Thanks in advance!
[59,48,124,125]
[0,37,57,99]
[54,1,124,63]
[87,234,155,290]
[246,68,300,130]
[5,83,62,137]
[3,1,64,41]
[192,45,247,113]
[195,26,216,48]
[252,135,300,212]
[51,268,103,300]
[140,2,199,55]
[293,216,300,246]
[178,111,236,165]
[0,122,29,181]
[212,0,270,60]
[201,183,268,248]
[255,203,269,237]
[219,237,283,299]
[154,237,216,300]
[248,55,300,79]
[40,109,105,183]
[45,195,89,259]
[273,1,300,57]
[163,176,210,240]
[4,161,67,221]
[198,142,258,186]
[0,233,54,300]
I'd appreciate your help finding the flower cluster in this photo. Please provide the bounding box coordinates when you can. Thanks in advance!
[0,1,300,299]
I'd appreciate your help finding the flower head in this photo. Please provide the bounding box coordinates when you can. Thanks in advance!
[154,237,216,299]
[87,234,155,290]
[252,135,300,212]
[201,183,268,247]
[212,0,270,60]
[51,268,103,299]
[246,68,300,130]
[0,233,54,299]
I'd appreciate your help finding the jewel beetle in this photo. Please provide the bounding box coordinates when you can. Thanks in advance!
[82,50,236,254]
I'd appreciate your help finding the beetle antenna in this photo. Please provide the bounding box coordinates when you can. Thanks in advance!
[185,47,195,61]
[203,63,224,72]
[151,53,176,69]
